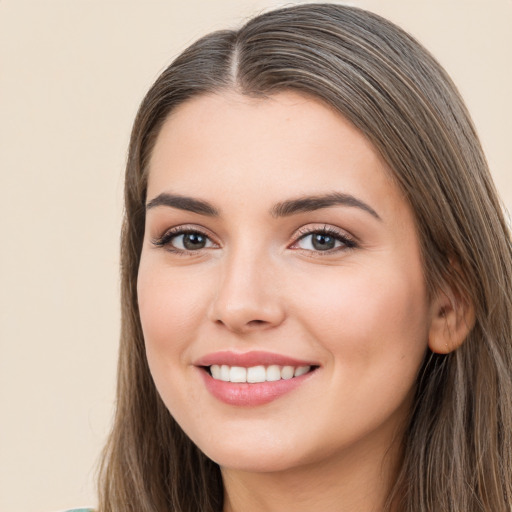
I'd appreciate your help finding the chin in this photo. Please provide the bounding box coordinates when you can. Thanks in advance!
[191,429,312,473]
[208,448,304,473]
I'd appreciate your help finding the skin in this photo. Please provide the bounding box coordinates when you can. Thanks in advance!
[137,91,448,512]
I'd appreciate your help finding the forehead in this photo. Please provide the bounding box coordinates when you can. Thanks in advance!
[147,90,406,220]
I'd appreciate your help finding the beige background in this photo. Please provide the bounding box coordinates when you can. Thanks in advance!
[0,1,510,511]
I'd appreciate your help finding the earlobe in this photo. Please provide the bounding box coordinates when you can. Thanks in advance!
[428,288,475,354]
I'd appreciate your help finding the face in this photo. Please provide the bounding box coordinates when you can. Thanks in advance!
[138,91,434,474]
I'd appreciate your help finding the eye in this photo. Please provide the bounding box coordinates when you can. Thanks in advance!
[291,226,357,253]
[152,227,217,253]
[171,232,213,250]
[297,232,340,251]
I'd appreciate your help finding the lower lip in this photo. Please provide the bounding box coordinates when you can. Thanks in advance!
[199,368,315,406]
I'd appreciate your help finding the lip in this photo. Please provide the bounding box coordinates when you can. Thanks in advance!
[194,350,319,406]
[194,350,316,368]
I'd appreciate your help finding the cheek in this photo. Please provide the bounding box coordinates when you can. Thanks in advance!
[291,265,431,443]
[297,263,430,374]
[137,261,208,365]
[137,262,213,422]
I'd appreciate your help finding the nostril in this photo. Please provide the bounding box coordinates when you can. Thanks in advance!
[247,319,266,327]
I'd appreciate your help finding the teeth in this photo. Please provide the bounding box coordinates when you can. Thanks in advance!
[247,365,266,383]
[266,365,281,382]
[229,366,247,383]
[210,364,221,380]
[281,366,294,380]
[220,364,230,382]
[294,366,310,377]
[209,364,312,383]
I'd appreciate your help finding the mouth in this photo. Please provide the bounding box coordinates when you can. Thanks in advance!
[204,364,316,383]
[195,351,320,406]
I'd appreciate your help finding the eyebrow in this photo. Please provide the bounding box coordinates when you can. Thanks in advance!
[146,193,219,216]
[271,192,381,220]
[145,191,381,221]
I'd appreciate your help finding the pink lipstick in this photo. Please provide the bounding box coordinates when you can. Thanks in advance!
[195,351,318,406]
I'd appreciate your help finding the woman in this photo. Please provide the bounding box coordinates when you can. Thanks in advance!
[95,3,512,511]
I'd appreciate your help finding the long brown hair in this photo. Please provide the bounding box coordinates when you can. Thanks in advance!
[98,4,512,511]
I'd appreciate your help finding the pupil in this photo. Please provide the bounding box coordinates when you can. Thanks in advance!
[183,233,206,250]
[312,233,335,251]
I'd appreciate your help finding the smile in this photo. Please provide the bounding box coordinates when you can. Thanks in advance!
[195,352,319,406]
[209,364,311,383]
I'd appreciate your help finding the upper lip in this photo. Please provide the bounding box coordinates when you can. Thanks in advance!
[194,350,318,368]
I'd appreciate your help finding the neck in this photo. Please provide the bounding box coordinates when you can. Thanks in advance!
[221,432,402,512]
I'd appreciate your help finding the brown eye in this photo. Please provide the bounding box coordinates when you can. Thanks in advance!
[296,232,343,251]
[292,227,357,253]
[151,226,218,254]
[311,233,336,250]
[161,231,215,251]
[181,232,208,250]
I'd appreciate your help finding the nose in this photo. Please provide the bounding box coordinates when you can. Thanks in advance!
[208,247,286,334]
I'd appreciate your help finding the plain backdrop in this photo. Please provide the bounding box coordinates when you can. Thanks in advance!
[1,1,511,511]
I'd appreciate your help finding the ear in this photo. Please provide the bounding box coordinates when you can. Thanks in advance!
[428,286,475,354]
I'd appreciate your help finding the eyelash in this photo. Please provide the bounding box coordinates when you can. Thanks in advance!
[151,224,357,256]
[291,225,357,255]
[151,225,217,255]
